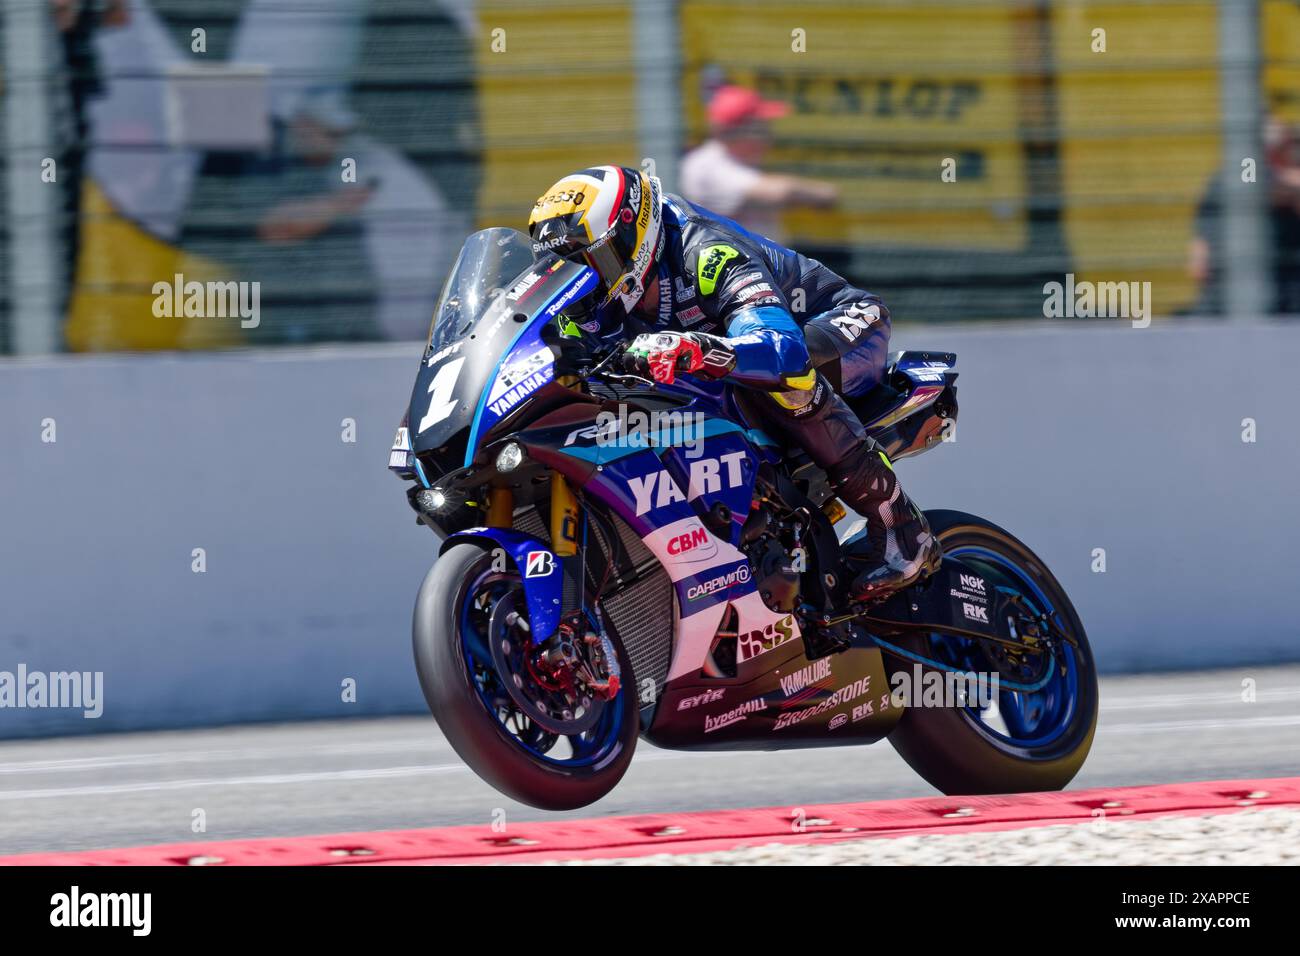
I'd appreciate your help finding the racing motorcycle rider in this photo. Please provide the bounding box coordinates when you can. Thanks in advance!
[527,165,940,601]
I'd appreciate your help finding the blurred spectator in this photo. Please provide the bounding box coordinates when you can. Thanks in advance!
[1189,116,1300,315]
[180,87,379,344]
[680,84,837,243]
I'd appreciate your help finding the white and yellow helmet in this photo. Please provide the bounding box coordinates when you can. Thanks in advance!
[527,165,663,314]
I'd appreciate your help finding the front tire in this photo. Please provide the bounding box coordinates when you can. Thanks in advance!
[413,542,638,811]
[886,510,1098,795]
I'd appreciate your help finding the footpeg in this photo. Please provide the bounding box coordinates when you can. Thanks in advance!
[802,618,853,660]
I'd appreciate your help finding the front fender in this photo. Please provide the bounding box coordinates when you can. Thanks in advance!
[440,528,563,642]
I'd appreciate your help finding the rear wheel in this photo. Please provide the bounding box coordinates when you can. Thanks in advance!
[886,510,1098,794]
[413,542,638,810]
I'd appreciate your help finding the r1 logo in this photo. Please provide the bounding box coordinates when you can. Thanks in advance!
[525,550,554,578]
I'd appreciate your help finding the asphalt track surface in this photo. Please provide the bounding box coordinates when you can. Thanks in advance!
[1,665,1297,856]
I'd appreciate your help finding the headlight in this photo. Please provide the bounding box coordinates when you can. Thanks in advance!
[495,442,524,473]
[415,488,447,513]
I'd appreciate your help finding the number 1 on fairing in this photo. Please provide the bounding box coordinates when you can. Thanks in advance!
[419,357,466,433]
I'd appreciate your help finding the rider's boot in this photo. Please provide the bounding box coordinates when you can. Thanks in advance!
[826,441,941,602]
[756,375,941,602]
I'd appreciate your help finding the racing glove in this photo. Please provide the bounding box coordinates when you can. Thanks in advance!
[624,331,736,385]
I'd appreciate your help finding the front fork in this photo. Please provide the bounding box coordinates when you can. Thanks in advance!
[486,470,578,558]
[482,474,620,698]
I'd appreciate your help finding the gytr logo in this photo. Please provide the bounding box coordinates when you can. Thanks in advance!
[626,451,747,516]
[677,687,725,711]
[525,550,555,578]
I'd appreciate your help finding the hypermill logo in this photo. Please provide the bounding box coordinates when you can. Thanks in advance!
[153,273,261,328]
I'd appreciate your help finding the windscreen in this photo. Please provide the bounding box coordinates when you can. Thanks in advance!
[426,228,539,354]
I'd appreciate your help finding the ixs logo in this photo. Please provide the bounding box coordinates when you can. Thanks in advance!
[525,550,555,578]
[626,451,747,516]
[737,615,796,663]
[677,687,725,711]
[697,244,740,295]
[962,602,989,624]
[686,563,751,601]
[959,573,986,594]
[666,522,718,563]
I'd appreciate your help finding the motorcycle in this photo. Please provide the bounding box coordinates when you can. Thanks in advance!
[391,227,1098,810]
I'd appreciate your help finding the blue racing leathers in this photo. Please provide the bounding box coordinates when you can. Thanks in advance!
[613,194,939,600]
[627,194,891,399]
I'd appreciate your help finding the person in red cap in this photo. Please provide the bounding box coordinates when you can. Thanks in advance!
[680,84,837,243]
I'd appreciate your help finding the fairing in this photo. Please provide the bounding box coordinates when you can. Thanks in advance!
[406,227,598,464]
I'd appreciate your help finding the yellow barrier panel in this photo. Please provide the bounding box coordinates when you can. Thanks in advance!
[65,182,242,352]
[475,1,640,229]
[679,1,1029,253]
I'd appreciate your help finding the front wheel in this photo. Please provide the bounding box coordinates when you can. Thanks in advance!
[413,542,638,810]
[886,510,1098,795]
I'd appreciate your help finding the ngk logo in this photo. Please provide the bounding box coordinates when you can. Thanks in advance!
[666,523,717,562]
[960,573,986,594]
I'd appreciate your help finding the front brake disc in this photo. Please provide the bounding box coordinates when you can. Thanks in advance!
[487,595,602,736]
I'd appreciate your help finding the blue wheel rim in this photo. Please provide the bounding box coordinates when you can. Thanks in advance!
[458,566,624,768]
[928,545,1080,751]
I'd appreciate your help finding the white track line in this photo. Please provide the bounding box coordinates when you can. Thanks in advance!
[0,764,470,801]
[0,713,1295,800]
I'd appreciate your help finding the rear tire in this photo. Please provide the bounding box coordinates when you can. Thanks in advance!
[886,510,1098,795]
[414,542,638,811]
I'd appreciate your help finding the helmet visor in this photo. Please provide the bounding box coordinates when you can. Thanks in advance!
[579,230,632,306]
